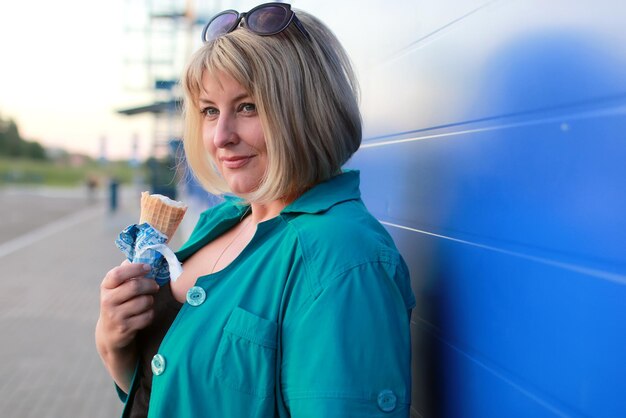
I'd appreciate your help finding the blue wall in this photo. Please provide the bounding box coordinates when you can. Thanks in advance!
[311,0,626,416]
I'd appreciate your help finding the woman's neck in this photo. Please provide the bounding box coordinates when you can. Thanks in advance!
[248,198,291,225]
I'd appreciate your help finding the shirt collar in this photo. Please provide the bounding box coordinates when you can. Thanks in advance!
[282,170,361,215]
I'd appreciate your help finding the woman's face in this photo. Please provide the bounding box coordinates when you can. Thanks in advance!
[199,71,267,196]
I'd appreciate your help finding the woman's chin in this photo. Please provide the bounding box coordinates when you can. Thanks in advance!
[227,182,259,197]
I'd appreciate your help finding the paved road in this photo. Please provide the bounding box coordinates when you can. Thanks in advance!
[0,187,149,417]
[0,186,101,245]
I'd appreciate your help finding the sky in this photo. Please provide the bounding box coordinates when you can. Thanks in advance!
[0,0,156,160]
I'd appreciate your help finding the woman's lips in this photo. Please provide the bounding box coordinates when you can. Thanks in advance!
[220,155,253,169]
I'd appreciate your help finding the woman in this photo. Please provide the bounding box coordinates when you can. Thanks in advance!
[96,3,415,417]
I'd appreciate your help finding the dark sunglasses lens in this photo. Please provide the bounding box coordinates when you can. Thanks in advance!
[204,12,239,41]
[247,5,290,35]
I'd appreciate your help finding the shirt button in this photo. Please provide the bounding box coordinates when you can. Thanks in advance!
[186,286,206,306]
[151,354,166,376]
[377,389,397,412]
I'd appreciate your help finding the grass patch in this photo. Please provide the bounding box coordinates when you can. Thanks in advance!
[0,157,144,187]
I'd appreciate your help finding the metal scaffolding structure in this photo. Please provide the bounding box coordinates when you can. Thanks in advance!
[114,1,238,200]
[117,0,193,159]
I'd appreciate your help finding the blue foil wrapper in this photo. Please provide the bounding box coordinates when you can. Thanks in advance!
[115,223,183,286]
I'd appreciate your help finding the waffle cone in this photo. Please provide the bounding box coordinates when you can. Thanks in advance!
[139,192,187,241]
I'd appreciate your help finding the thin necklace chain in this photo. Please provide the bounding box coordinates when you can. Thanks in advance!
[210,212,252,274]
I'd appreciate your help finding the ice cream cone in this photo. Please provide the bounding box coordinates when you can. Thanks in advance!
[139,192,187,241]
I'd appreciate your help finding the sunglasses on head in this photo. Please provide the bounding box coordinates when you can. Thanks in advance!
[201,2,311,43]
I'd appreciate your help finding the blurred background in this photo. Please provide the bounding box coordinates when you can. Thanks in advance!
[1,0,626,417]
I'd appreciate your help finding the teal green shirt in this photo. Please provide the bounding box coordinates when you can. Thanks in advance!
[121,170,416,417]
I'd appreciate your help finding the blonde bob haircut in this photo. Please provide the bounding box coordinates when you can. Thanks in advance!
[182,9,362,203]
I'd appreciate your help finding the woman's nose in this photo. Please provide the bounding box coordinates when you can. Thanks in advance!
[213,114,238,148]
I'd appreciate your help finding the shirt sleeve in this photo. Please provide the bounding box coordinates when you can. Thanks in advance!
[281,260,413,417]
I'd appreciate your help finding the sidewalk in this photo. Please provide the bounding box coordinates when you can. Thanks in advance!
[0,191,151,417]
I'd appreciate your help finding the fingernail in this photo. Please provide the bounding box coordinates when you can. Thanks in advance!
[143,264,151,271]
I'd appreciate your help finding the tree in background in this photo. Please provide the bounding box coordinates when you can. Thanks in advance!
[0,113,47,160]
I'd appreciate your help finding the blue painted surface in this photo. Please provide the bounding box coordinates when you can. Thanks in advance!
[314,0,626,416]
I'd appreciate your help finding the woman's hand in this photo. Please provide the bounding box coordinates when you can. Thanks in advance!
[95,261,160,392]
[97,261,160,350]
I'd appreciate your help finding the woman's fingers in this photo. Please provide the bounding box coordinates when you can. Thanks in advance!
[125,309,155,333]
[98,262,161,350]
[101,291,153,322]
[105,295,155,336]
[99,284,159,348]
[101,262,159,308]
[101,263,151,289]
[121,294,155,318]
[100,277,158,309]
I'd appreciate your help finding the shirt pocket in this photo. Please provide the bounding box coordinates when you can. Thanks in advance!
[215,307,278,399]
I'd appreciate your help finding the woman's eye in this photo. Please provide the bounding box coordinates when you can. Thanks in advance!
[238,103,257,114]
[201,107,218,117]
